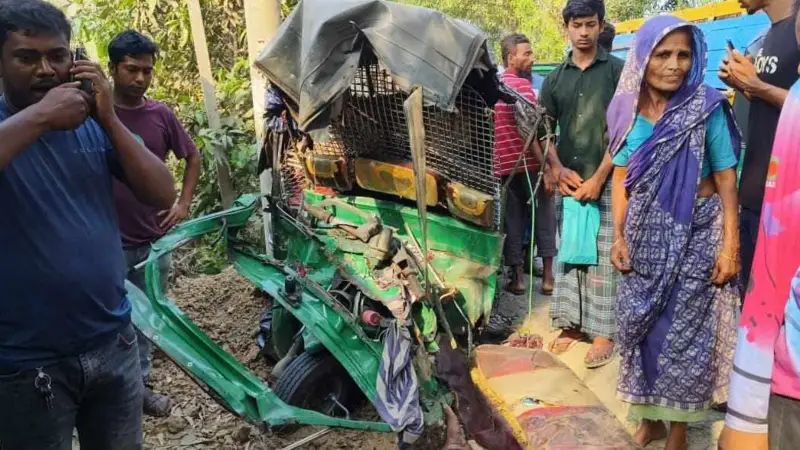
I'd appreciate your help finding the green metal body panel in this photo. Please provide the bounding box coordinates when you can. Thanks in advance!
[133,195,390,431]
[133,192,502,431]
[270,305,301,358]
[300,192,503,328]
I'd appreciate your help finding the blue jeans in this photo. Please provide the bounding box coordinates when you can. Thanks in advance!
[0,324,143,450]
[124,245,170,382]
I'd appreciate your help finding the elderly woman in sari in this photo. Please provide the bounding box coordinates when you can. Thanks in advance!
[607,16,742,449]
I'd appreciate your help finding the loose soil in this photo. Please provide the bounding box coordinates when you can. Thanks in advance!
[143,267,397,450]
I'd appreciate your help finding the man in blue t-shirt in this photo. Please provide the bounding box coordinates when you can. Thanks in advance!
[0,1,176,449]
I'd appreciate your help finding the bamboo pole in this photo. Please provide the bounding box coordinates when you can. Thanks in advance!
[244,0,282,257]
[243,0,282,139]
[186,0,236,209]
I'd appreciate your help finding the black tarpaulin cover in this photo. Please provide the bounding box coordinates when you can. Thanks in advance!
[254,0,493,132]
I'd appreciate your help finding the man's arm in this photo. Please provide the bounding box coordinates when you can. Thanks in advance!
[749,82,789,109]
[537,73,583,195]
[159,109,203,229]
[537,75,563,169]
[73,61,175,210]
[541,135,563,169]
[104,117,176,209]
[0,82,91,170]
[160,152,201,229]
[720,49,789,109]
[0,106,50,170]
[178,153,201,208]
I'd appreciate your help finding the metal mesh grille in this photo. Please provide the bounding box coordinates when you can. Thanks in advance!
[287,63,500,226]
[280,153,306,208]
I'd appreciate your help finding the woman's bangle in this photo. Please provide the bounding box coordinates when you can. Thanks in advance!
[720,252,740,262]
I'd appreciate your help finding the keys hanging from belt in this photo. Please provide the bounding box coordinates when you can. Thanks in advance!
[34,367,54,410]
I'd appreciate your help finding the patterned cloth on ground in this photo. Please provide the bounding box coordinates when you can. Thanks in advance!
[551,181,618,340]
[375,321,423,445]
[606,15,741,420]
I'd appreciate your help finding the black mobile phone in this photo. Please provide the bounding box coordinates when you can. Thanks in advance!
[71,45,94,95]
[726,39,735,51]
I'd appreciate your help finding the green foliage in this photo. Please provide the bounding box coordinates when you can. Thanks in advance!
[70,0,258,274]
[70,0,258,223]
[281,0,300,18]
[398,0,567,64]
[398,0,726,63]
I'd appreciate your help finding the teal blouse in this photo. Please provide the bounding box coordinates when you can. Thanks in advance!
[612,105,738,178]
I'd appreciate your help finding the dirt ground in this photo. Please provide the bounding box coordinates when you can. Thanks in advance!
[143,268,398,450]
[141,266,721,450]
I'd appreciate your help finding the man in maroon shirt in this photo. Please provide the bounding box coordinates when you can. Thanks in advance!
[109,30,202,417]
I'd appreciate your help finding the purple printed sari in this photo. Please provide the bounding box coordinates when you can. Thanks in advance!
[607,16,741,416]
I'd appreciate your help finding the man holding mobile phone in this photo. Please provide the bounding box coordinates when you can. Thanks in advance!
[719,0,800,293]
[0,1,175,448]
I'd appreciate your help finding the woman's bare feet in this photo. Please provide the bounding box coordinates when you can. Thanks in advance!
[633,419,667,448]
[665,422,688,450]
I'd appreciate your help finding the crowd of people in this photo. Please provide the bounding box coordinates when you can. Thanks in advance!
[496,0,800,448]
[1,0,799,447]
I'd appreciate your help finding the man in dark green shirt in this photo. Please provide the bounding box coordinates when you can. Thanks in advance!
[539,0,624,369]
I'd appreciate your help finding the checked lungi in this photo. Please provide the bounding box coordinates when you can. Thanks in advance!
[550,181,618,340]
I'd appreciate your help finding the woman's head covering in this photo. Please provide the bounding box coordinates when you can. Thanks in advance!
[607,15,708,157]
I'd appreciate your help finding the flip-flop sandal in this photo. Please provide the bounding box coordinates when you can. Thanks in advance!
[540,283,554,296]
[547,336,579,355]
[584,343,616,369]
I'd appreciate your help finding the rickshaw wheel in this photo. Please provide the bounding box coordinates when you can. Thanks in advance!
[274,350,361,419]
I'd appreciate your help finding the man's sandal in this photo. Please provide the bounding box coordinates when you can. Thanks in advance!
[547,336,580,355]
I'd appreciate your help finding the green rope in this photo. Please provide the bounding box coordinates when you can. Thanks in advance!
[523,157,536,318]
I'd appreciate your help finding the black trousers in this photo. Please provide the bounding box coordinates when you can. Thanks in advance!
[502,175,556,267]
[740,206,760,296]
[769,394,800,450]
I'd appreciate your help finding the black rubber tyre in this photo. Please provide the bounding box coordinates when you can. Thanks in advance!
[273,350,360,417]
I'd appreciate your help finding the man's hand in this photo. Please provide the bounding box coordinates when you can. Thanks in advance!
[572,175,603,202]
[718,426,768,450]
[71,60,115,126]
[718,57,737,90]
[720,49,761,95]
[543,167,557,195]
[558,168,583,196]
[35,82,91,130]
[159,202,190,231]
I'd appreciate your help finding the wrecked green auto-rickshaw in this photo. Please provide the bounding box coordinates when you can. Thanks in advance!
[130,1,637,448]
[133,0,507,438]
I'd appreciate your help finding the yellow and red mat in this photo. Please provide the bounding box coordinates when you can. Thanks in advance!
[471,345,637,449]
